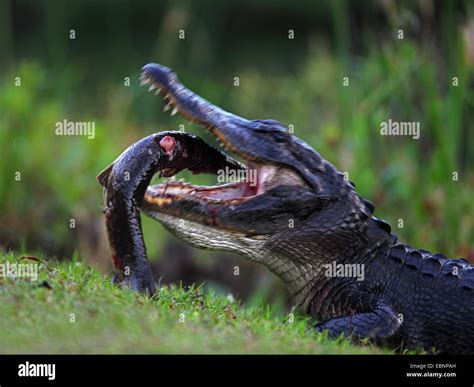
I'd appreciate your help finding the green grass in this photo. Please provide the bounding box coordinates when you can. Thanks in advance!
[0,253,391,354]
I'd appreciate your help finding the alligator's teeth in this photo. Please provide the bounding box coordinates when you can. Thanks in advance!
[169,175,176,182]
[140,78,149,86]
[163,104,171,112]
[148,84,156,92]
[171,107,178,116]
[154,88,161,95]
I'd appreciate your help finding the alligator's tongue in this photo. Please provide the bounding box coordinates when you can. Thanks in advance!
[97,131,245,295]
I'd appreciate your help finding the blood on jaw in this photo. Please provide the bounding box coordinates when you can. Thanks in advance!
[159,135,176,157]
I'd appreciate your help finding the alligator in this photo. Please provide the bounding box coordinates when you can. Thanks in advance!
[98,63,474,354]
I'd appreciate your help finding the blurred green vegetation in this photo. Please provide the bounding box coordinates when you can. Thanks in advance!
[0,1,473,297]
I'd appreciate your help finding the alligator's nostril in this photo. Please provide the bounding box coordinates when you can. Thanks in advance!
[159,135,176,157]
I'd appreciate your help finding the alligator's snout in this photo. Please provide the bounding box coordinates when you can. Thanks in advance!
[139,63,351,192]
[141,63,177,90]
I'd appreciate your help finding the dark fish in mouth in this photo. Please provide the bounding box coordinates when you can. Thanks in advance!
[97,131,245,295]
[98,63,312,294]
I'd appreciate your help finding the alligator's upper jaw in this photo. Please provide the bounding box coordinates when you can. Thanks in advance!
[140,63,248,158]
[139,64,307,207]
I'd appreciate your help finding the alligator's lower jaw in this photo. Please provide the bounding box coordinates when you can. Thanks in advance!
[143,211,265,261]
[146,181,252,204]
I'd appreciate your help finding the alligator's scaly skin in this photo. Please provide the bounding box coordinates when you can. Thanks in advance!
[264,199,474,353]
[359,244,474,353]
[99,63,474,354]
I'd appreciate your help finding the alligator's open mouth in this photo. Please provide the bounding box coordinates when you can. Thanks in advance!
[140,65,306,206]
[146,163,272,205]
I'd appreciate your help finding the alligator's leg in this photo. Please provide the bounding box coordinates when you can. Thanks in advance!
[314,291,402,345]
